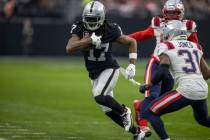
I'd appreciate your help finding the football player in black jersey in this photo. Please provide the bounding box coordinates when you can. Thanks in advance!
[66,1,144,140]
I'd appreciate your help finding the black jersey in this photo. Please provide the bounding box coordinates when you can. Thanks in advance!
[70,20,121,79]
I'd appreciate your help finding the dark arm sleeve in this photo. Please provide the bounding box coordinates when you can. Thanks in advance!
[110,23,123,41]
[70,22,82,37]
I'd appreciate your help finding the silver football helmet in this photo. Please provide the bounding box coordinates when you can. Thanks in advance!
[82,1,105,31]
[162,0,184,20]
[163,20,188,41]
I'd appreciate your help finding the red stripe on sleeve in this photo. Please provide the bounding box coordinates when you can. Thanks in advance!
[186,20,193,31]
[186,20,190,30]
[188,32,199,44]
[155,16,160,27]
[162,41,175,49]
[189,20,193,31]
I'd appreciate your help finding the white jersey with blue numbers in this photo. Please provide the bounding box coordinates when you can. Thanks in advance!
[157,40,208,100]
[151,17,197,61]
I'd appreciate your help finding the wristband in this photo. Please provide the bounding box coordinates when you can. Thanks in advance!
[129,53,137,59]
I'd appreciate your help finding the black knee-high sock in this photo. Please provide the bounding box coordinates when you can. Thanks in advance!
[95,95,125,115]
[106,111,124,127]
[106,111,138,134]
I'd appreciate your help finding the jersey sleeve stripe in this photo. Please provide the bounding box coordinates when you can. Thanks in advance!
[154,17,160,27]
[186,20,193,31]
[162,41,175,50]
[151,16,160,28]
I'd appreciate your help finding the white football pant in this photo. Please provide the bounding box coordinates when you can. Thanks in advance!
[91,68,119,112]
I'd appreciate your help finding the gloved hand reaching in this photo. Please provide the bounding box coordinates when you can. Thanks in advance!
[125,64,136,79]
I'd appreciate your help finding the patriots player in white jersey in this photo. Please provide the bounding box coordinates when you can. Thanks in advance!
[129,0,199,135]
[139,20,210,140]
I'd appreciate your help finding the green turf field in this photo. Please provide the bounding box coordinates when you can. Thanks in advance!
[0,57,209,140]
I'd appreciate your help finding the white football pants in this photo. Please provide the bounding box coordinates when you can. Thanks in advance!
[91,68,120,112]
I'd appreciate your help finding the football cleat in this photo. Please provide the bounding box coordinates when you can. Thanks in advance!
[121,106,133,131]
[133,129,146,140]
[140,126,152,137]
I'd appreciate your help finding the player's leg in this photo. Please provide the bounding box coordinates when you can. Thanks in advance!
[92,68,125,115]
[133,58,155,127]
[133,100,145,127]
[160,72,174,95]
[142,90,190,140]
[191,100,210,127]
[136,58,160,136]
[99,91,123,128]
[92,68,134,132]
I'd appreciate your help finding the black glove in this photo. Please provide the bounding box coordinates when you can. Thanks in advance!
[139,84,150,94]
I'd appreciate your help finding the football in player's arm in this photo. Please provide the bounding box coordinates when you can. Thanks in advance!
[66,1,144,140]
[66,30,137,65]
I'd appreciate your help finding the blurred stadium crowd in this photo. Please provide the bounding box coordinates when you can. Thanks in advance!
[1,0,210,22]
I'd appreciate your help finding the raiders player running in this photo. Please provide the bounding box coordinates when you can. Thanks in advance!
[66,1,143,139]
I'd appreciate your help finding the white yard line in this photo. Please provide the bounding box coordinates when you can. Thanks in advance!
[0,128,29,131]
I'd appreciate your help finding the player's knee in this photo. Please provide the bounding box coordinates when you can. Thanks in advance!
[141,109,149,119]
[94,95,105,105]
[142,107,156,119]
[94,96,112,112]
[94,95,114,109]
[101,106,112,113]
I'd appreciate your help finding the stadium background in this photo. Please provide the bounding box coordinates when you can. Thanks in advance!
[0,0,210,140]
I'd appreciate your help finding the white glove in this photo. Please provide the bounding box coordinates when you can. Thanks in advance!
[125,64,136,79]
[91,32,102,49]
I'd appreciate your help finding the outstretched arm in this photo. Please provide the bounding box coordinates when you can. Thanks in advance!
[187,32,199,44]
[116,35,137,79]
[200,57,210,80]
[66,34,92,54]
[129,27,155,42]
[116,35,137,64]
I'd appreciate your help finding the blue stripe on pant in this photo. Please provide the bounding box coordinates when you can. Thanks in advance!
[142,90,210,140]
